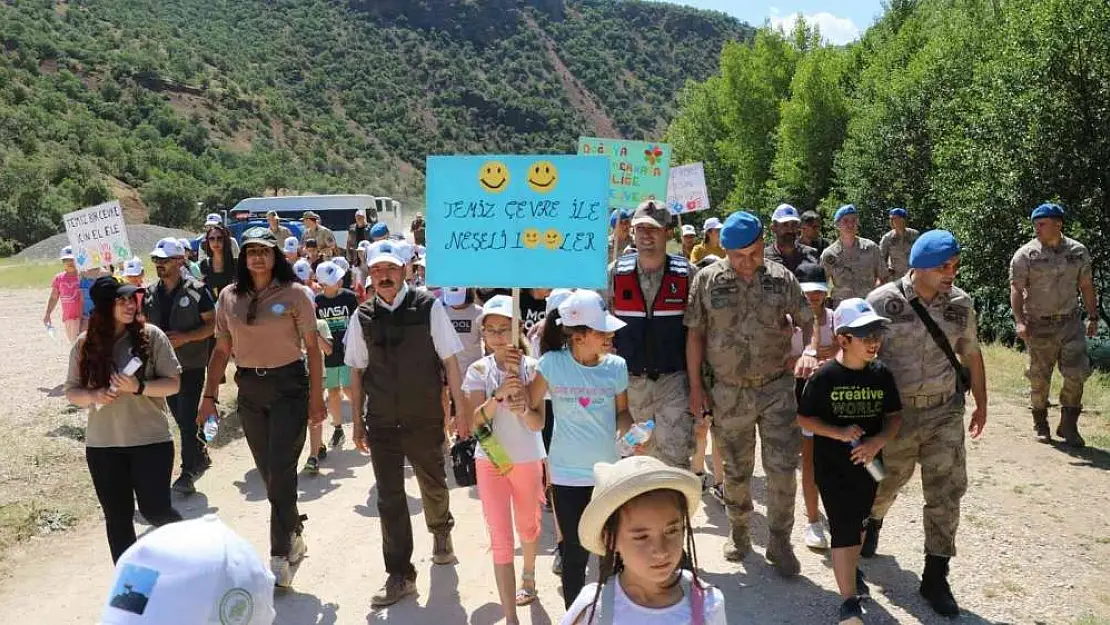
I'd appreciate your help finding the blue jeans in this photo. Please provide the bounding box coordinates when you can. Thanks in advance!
[167,367,208,474]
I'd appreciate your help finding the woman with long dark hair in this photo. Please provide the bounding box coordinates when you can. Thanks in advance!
[199,224,236,299]
[64,277,184,562]
[199,227,326,588]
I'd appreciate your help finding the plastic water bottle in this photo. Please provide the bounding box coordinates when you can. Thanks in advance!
[45,323,57,340]
[474,423,514,475]
[203,415,219,442]
[851,439,886,482]
[616,419,655,457]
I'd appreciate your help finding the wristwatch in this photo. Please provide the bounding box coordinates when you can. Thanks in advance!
[134,380,146,395]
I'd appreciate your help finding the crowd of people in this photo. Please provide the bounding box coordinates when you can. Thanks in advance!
[46,199,1100,625]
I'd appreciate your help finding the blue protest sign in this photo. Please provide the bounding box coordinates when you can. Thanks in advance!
[426,155,610,289]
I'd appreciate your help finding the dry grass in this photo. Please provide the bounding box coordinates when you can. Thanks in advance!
[0,259,160,289]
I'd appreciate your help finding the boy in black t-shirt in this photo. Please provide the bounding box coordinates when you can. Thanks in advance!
[312,261,361,469]
[798,298,902,625]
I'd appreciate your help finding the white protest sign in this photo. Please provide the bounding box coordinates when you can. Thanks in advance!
[63,200,132,271]
[666,162,711,214]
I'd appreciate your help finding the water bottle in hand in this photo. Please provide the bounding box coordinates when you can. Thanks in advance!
[851,439,886,482]
[45,323,57,340]
[203,415,219,442]
[617,419,655,457]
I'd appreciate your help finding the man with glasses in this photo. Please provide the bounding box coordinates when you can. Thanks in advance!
[862,230,988,617]
[344,240,467,608]
[143,238,216,495]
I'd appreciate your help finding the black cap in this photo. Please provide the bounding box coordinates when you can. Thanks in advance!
[304,238,318,248]
[800,210,820,223]
[794,262,826,284]
[90,276,142,310]
[241,227,277,248]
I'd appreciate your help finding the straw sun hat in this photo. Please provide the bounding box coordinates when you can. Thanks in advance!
[578,456,703,556]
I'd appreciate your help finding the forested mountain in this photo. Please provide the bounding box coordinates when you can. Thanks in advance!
[0,0,749,252]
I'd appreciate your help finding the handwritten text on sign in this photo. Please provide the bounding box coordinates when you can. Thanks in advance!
[63,200,133,271]
[666,162,711,214]
[577,137,671,211]
[426,155,609,289]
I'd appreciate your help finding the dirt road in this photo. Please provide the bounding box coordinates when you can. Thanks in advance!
[0,287,1108,624]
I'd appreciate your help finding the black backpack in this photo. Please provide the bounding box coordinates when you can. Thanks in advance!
[450,437,477,487]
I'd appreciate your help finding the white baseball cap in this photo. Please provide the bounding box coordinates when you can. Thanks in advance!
[557,290,626,333]
[98,515,275,625]
[680,224,697,237]
[282,237,299,255]
[441,287,468,307]
[150,238,186,259]
[476,294,514,324]
[355,208,366,218]
[59,245,75,260]
[772,204,801,223]
[367,240,405,268]
[331,257,350,272]
[545,288,574,315]
[177,238,193,253]
[415,245,426,257]
[315,261,345,287]
[702,217,723,232]
[833,298,890,335]
[123,257,145,277]
[293,259,313,282]
[357,239,373,253]
[394,240,415,264]
[204,212,222,227]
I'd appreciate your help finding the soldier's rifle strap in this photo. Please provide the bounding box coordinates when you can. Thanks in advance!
[897,283,971,394]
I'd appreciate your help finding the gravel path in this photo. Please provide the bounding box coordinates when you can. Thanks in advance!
[0,287,1107,624]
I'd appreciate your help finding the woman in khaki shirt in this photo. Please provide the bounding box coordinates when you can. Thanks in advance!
[65,277,184,562]
[199,227,326,588]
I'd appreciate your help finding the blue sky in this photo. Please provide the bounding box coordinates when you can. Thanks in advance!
[656,0,886,44]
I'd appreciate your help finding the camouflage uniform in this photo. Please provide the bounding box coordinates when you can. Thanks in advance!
[685,259,812,544]
[821,237,883,305]
[867,276,979,557]
[610,263,697,470]
[1009,237,1093,411]
[879,228,920,282]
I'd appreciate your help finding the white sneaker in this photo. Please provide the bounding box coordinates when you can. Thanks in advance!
[289,532,307,565]
[271,556,293,588]
[804,521,830,550]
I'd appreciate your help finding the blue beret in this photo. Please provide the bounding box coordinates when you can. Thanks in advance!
[833,204,858,223]
[370,223,389,238]
[889,208,908,218]
[720,211,763,250]
[609,209,632,227]
[1030,203,1065,220]
[909,230,961,269]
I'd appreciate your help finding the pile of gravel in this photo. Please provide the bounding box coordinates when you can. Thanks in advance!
[16,225,198,262]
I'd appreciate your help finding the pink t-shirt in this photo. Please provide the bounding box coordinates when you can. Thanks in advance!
[52,272,82,320]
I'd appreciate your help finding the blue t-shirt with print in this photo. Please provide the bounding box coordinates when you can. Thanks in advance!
[538,350,629,486]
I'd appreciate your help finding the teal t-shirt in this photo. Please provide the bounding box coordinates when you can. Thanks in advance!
[538,350,629,486]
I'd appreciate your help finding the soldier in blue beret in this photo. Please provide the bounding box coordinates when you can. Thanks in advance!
[879,208,920,282]
[820,205,884,307]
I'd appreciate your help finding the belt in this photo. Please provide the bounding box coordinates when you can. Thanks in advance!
[736,371,786,389]
[237,359,305,377]
[905,392,954,410]
[1037,312,1077,322]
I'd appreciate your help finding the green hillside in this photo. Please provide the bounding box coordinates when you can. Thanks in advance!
[0,0,749,252]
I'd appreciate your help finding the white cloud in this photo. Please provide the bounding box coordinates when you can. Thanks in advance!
[769,11,861,45]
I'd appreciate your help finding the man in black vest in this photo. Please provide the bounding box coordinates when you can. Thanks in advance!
[345,208,373,263]
[609,200,697,470]
[142,237,216,496]
[344,240,466,609]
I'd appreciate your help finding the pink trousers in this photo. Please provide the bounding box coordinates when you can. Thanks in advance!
[475,458,545,565]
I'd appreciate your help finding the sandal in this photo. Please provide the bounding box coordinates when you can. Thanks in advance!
[515,571,537,606]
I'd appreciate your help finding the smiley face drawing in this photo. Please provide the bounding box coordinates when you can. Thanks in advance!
[522,227,541,249]
[478,161,510,193]
[543,228,564,250]
[527,161,558,193]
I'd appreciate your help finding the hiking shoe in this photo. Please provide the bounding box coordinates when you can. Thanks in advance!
[860,518,882,558]
[838,596,864,624]
[330,426,345,448]
[856,568,870,599]
[920,555,960,617]
[551,547,563,575]
[271,556,293,588]
[172,473,196,496]
[371,574,417,608]
[303,456,319,475]
[723,529,751,563]
[804,521,830,550]
[289,532,307,565]
[766,536,800,577]
[432,532,457,565]
[317,445,328,461]
[709,483,726,505]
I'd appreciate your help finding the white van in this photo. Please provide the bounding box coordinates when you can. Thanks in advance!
[230,195,405,248]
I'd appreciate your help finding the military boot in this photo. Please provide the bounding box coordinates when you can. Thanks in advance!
[919,554,960,617]
[723,527,751,562]
[1032,408,1051,441]
[1056,407,1086,448]
[860,517,883,558]
[765,534,800,577]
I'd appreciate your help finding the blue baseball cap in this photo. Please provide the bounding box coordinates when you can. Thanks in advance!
[719,211,763,250]
[609,209,631,228]
[370,223,389,239]
[909,230,961,269]
[833,204,858,223]
[1030,202,1065,221]
[889,208,908,218]
[772,204,801,223]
